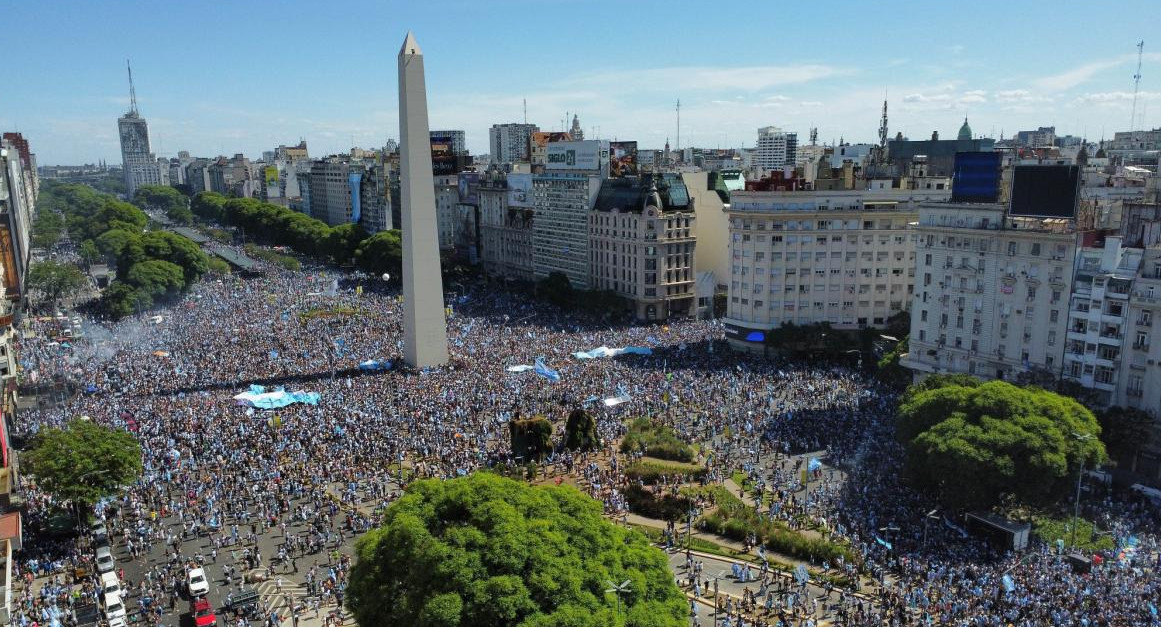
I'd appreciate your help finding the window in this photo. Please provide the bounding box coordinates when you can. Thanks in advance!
[1030,243,1041,256]
[1008,241,1018,256]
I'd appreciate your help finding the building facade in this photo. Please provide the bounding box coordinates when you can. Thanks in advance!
[429,130,467,156]
[489,123,538,164]
[1062,237,1142,405]
[590,174,696,320]
[0,142,34,301]
[723,189,945,351]
[903,203,1077,381]
[479,169,535,281]
[118,112,161,198]
[754,126,798,173]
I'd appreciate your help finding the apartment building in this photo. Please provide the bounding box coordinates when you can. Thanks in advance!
[489,123,538,164]
[753,126,797,173]
[479,170,535,281]
[903,203,1078,380]
[723,189,947,351]
[1121,246,1161,412]
[1062,237,1142,404]
[589,174,696,320]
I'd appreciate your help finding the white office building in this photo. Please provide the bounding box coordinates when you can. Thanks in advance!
[489,123,539,164]
[753,126,798,173]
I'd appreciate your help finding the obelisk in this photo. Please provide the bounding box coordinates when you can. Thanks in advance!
[398,32,449,368]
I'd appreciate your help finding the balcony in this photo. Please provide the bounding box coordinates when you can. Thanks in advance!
[1133,341,1151,351]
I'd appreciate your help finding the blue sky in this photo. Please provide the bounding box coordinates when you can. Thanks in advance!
[5,0,1160,164]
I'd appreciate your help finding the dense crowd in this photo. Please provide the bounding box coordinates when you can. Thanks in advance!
[10,260,1161,626]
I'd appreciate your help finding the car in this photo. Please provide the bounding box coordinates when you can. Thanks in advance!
[91,525,110,549]
[107,617,126,627]
[190,597,217,627]
[224,588,260,619]
[100,572,121,597]
[94,547,115,574]
[103,592,126,622]
[187,567,209,597]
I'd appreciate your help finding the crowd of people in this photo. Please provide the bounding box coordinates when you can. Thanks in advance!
[10,256,1161,627]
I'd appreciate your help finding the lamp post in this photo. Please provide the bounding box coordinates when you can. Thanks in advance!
[1071,432,1095,549]
[922,508,940,549]
[604,579,631,620]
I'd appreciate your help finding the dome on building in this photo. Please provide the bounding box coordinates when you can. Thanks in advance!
[958,117,972,141]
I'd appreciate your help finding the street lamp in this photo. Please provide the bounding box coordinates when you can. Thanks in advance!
[604,579,631,619]
[922,508,940,548]
[1071,432,1095,548]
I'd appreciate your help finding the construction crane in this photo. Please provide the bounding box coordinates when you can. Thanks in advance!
[1129,41,1144,142]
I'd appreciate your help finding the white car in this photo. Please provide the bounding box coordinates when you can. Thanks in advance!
[187,567,209,597]
[95,547,115,574]
[104,592,126,622]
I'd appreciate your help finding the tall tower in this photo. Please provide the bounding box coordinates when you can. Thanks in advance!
[569,114,584,140]
[398,32,449,368]
[118,60,159,198]
[878,99,888,155]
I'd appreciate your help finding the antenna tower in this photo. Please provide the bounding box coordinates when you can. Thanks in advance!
[523,98,527,124]
[878,98,889,155]
[127,59,139,115]
[676,98,681,154]
[1130,41,1145,141]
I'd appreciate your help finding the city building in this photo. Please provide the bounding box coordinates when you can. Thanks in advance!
[723,189,947,351]
[887,125,995,178]
[434,174,459,250]
[1122,245,1161,418]
[117,63,162,199]
[1014,126,1057,149]
[208,154,256,198]
[753,126,798,174]
[0,140,34,301]
[479,169,535,281]
[429,130,467,156]
[489,123,539,164]
[569,114,584,141]
[529,131,572,173]
[308,159,357,226]
[532,140,607,288]
[589,173,696,320]
[1,133,36,203]
[1063,236,1142,405]
[902,202,1078,381]
[357,161,393,233]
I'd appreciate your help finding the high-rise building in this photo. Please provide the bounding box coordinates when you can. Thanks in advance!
[489,123,539,164]
[479,169,535,281]
[429,130,466,156]
[532,140,607,289]
[0,139,34,301]
[118,62,162,199]
[753,126,798,173]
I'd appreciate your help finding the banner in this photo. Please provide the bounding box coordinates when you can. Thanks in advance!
[507,173,532,207]
[572,346,652,360]
[533,357,560,382]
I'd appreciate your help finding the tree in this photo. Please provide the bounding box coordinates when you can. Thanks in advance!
[564,409,600,452]
[125,260,185,302]
[139,231,209,286]
[538,272,573,308]
[206,258,231,276]
[191,192,227,222]
[898,379,1107,510]
[1098,406,1155,468]
[23,419,143,518]
[347,473,686,627]
[26,260,87,308]
[78,239,101,268]
[875,336,911,389]
[509,417,553,462]
[132,184,189,222]
[102,282,150,318]
[322,223,368,264]
[31,210,65,250]
[354,229,403,277]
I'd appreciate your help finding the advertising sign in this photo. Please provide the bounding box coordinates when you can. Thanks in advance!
[545,140,608,171]
[264,166,279,186]
[458,172,479,204]
[507,173,533,207]
[1010,165,1080,218]
[348,172,363,223]
[609,141,638,178]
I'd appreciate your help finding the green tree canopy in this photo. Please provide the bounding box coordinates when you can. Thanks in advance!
[133,184,190,224]
[347,473,686,627]
[126,260,185,302]
[354,229,403,278]
[509,416,553,462]
[1098,406,1155,468]
[191,191,228,222]
[538,272,573,308]
[26,260,87,306]
[564,409,600,452]
[23,419,143,511]
[322,223,368,264]
[898,379,1106,510]
[31,210,65,250]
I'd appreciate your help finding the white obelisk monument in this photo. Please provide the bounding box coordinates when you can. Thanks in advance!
[398,32,449,368]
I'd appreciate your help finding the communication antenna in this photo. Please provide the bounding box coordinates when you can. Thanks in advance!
[676,98,681,154]
[523,98,527,125]
[1130,41,1145,141]
[126,59,139,115]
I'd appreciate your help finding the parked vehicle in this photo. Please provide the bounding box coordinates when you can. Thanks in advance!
[187,567,209,597]
[95,547,115,574]
[191,597,217,627]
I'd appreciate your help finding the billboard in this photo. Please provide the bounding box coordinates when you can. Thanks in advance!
[507,173,532,207]
[458,172,479,204]
[951,152,1001,203]
[264,166,279,186]
[545,140,608,171]
[1009,165,1080,218]
[348,171,363,223]
[609,141,639,178]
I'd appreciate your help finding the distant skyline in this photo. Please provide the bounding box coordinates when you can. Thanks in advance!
[5,0,1160,164]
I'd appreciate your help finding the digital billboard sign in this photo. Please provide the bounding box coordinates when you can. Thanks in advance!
[951,152,1000,203]
[1009,165,1080,218]
[507,173,532,207]
[609,141,638,178]
[545,140,608,172]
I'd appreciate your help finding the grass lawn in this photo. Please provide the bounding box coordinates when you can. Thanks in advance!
[1032,514,1116,552]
